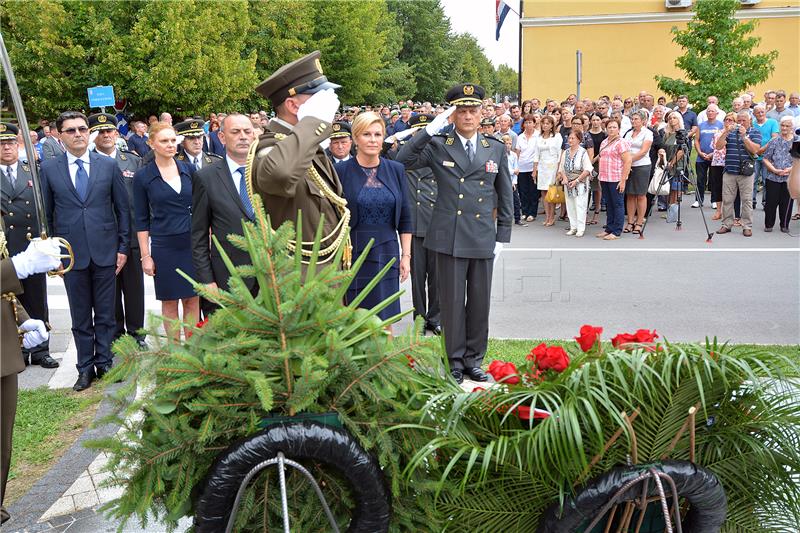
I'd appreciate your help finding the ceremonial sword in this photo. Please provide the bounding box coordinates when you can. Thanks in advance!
[0,31,74,273]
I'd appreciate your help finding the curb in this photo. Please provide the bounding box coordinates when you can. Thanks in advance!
[5,382,125,532]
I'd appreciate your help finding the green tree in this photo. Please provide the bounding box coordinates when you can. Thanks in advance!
[244,0,316,112]
[448,33,496,95]
[364,9,417,105]
[100,0,257,116]
[310,0,389,104]
[495,64,519,100]
[655,0,779,109]
[388,0,454,101]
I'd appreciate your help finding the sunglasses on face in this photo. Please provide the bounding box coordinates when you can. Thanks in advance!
[62,126,89,135]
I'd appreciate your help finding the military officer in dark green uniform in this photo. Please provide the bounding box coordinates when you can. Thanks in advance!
[0,122,58,367]
[88,113,146,347]
[175,119,221,171]
[250,51,349,267]
[397,84,513,384]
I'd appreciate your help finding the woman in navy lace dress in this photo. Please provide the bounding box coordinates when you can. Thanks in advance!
[336,112,412,330]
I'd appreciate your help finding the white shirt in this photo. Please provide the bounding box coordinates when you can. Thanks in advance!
[95,148,117,160]
[185,151,203,170]
[332,154,351,164]
[516,131,539,172]
[455,130,478,156]
[623,128,653,167]
[1,162,19,185]
[226,155,246,195]
[66,150,91,188]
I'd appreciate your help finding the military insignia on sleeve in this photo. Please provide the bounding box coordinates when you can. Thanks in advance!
[445,137,454,145]
[481,138,489,148]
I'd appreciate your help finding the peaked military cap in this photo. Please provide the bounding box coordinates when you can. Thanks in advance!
[0,122,19,140]
[480,117,496,127]
[330,121,352,139]
[446,83,485,106]
[87,113,118,132]
[175,119,205,137]
[254,50,341,106]
[409,114,435,129]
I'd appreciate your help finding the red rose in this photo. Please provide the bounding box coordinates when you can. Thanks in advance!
[487,360,520,384]
[187,318,209,339]
[611,332,636,348]
[536,345,570,373]
[527,342,548,361]
[575,325,603,352]
[634,329,658,343]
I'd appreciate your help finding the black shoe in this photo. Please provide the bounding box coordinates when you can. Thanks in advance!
[780,227,790,233]
[95,366,111,380]
[464,367,490,382]
[514,221,528,227]
[425,323,442,335]
[73,372,94,392]
[30,354,60,368]
[450,369,464,384]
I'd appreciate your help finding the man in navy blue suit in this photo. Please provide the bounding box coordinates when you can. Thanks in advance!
[41,111,130,391]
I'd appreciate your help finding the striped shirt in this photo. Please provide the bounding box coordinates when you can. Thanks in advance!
[598,137,631,182]
[723,127,761,175]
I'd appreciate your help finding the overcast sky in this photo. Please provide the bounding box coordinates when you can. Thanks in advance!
[441,0,521,69]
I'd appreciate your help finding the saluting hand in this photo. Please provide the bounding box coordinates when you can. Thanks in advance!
[297,88,340,124]
[425,106,456,136]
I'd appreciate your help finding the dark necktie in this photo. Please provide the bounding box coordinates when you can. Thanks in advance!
[74,159,89,201]
[4,166,14,189]
[465,139,474,162]
[193,156,200,170]
[238,167,254,219]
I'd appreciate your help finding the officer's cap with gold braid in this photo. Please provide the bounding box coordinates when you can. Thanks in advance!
[330,121,351,139]
[175,119,205,138]
[254,50,341,107]
[0,122,20,141]
[409,114,435,129]
[87,113,118,133]
[446,83,485,107]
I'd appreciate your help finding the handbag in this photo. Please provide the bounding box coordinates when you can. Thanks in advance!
[648,152,670,196]
[545,184,565,203]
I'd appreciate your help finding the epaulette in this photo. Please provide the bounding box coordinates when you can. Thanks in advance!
[482,135,504,144]
[118,149,141,162]
[205,152,223,159]
[255,132,287,158]
[176,153,186,161]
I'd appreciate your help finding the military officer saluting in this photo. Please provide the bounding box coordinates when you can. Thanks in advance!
[325,121,354,164]
[250,51,349,266]
[396,84,513,384]
[88,113,146,347]
[175,119,221,171]
[0,122,58,368]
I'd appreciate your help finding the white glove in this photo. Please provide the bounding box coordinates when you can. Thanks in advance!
[11,239,63,279]
[20,319,49,350]
[425,106,456,136]
[296,88,340,124]
[391,128,416,143]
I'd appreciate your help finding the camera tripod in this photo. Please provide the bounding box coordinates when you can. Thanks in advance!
[640,143,714,242]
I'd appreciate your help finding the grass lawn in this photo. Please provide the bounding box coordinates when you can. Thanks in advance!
[487,337,799,367]
[5,385,104,504]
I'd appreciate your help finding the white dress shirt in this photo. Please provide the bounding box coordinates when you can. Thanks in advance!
[455,130,478,156]
[1,162,19,186]
[226,155,246,195]
[66,150,91,188]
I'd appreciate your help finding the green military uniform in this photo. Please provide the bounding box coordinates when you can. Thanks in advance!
[249,51,349,266]
[1,222,29,524]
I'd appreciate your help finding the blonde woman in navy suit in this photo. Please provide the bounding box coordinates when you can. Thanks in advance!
[134,122,198,341]
[336,112,412,335]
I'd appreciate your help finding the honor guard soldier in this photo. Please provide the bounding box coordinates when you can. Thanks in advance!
[88,113,146,348]
[0,122,58,367]
[396,84,513,384]
[404,114,441,335]
[250,51,350,267]
[325,121,354,164]
[175,119,221,171]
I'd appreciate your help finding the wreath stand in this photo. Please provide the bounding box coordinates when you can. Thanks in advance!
[539,406,728,533]
[193,419,391,533]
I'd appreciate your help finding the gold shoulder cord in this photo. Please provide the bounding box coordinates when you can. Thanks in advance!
[245,139,352,268]
[1,229,21,326]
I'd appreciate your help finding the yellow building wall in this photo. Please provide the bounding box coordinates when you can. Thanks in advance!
[520,1,800,103]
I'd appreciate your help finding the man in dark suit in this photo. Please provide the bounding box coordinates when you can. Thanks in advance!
[40,111,130,391]
[0,123,58,367]
[88,113,146,348]
[40,127,65,161]
[192,113,257,304]
[397,84,513,384]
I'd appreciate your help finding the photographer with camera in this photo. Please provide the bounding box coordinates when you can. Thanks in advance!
[659,112,690,220]
[714,111,762,237]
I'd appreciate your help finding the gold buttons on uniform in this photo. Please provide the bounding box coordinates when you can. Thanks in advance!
[8,212,13,217]
[417,189,420,193]
[480,181,484,186]
[476,214,480,218]
[457,210,461,215]
[460,178,464,182]
[478,198,483,202]
[416,202,420,205]
[458,194,463,199]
